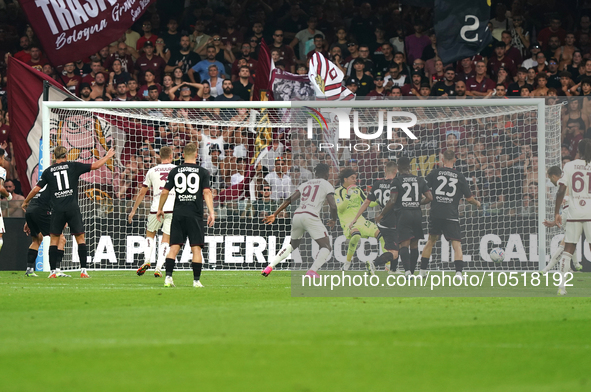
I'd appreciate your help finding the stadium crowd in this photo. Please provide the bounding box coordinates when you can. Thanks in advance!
[0,0,590,219]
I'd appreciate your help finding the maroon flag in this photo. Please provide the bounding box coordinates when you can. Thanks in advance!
[20,0,155,65]
[252,39,271,101]
[7,57,74,194]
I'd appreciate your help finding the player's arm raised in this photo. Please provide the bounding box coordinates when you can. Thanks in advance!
[128,186,149,223]
[326,193,338,228]
[554,183,567,227]
[91,147,116,170]
[263,190,301,225]
[203,188,215,227]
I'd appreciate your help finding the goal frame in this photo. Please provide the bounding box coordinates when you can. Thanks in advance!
[41,98,548,271]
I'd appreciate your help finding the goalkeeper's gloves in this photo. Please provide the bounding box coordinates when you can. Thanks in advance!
[346,185,357,199]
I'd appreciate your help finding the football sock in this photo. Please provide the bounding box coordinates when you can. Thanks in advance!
[400,247,410,272]
[410,248,419,274]
[192,262,203,281]
[391,256,399,271]
[310,247,331,272]
[156,242,169,271]
[57,250,65,269]
[572,248,581,269]
[347,234,361,262]
[420,257,430,270]
[559,252,573,289]
[270,244,293,267]
[145,237,154,265]
[27,249,38,269]
[544,244,564,272]
[378,234,386,253]
[78,244,87,268]
[165,258,175,277]
[454,260,463,273]
[49,246,58,271]
[374,252,394,267]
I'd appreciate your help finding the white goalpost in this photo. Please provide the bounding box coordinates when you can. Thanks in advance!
[40,98,560,272]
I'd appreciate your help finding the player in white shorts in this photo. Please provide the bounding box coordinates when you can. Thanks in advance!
[128,147,176,277]
[261,163,338,278]
[554,139,591,295]
[543,166,582,273]
[0,148,11,253]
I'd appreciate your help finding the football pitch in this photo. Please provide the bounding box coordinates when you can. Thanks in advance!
[1,271,590,392]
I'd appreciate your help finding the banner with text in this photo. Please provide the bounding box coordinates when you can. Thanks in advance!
[21,0,155,65]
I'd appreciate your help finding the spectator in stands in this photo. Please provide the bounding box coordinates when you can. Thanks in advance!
[220,15,244,50]
[137,20,158,52]
[329,46,347,74]
[490,3,512,41]
[351,58,374,96]
[265,157,292,201]
[112,81,128,101]
[412,58,426,77]
[350,2,379,46]
[507,67,532,96]
[344,40,360,76]
[189,45,226,83]
[307,34,328,60]
[345,77,359,95]
[384,63,406,90]
[4,180,24,200]
[405,22,430,66]
[493,84,507,98]
[205,65,223,97]
[196,81,215,101]
[127,79,139,99]
[520,85,532,96]
[161,18,181,54]
[190,20,211,55]
[253,184,275,218]
[165,35,201,75]
[555,32,578,71]
[168,82,198,101]
[488,42,517,79]
[210,34,235,68]
[538,17,566,51]
[501,30,523,66]
[135,41,166,85]
[559,71,575,96]
[431,68,456,97]
[545,58,562,89]
[457,57,475,81]
[198,124,225,163]
[509,15,530,60]
[429,59,445,86]
[545,36,562,61]
[291,16,324,62]
[232,66,252,101]
[202,145,223,189]
[146,85,160,102]
[522,44,541,69]
[417,83,432,99]
[215,79,241,105]
[331,27,350,60]
[466,61,496,96]
[13,36,31,63]
[106,42,136,74]
[369,26,388,59]
[526,67,537,86]
[26,46,47,71]
[566,50,584,80]
[90,73,109,100]
[138,69,162,98]
[367,72,387,99]
[401,71,423,97]
[357,45,375,75]
[107,59,131,95]
[62,62,82,96]
[454,80,467,99]
[374,42,394,75]
[532,72,549,96]
[271,29,296,73]
[495,67,511,88]
[79,83,92,101]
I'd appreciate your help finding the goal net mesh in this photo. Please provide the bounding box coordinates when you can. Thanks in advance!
[45,100,561,271]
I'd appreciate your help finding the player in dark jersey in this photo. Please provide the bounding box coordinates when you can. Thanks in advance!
[22,184,66,277]
[22,145,115,278]
[421,149,481,280]
[350,161,400,274]
[377,157,432,278]
[157,143,215,288]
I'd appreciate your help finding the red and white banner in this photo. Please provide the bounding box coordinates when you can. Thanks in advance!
[20,0,155,65]
[7,57,74,194]
[308,53,355,101]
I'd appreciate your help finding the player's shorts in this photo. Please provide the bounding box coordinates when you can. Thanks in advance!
[564,220,591,244]
[428,218,462,242]
[51,209,84,235]
[25,209,51,237]
[291,212,328,240]
[170,215,204,247]
[342,216,378,239]
[396,210,424,243]
[0,215,4,234]
[147,212,173,235]
[377,224,398,251]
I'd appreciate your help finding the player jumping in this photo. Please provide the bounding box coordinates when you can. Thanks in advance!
[129,146,176,278]
[335,168,384,270]
[376,158,432,278]
[542,165,582,273]
[261,163,337,277]
[350,161,400,274]
[554,139,591,295]
[420,150,481,280]
[22,145,115,278]
[157,143,215,288]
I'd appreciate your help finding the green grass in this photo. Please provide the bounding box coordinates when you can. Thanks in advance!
[1,271,590,392]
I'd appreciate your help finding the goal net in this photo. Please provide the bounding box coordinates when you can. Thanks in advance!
[41,98,560,272]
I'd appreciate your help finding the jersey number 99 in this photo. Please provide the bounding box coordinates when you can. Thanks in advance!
[174,172,200,194]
